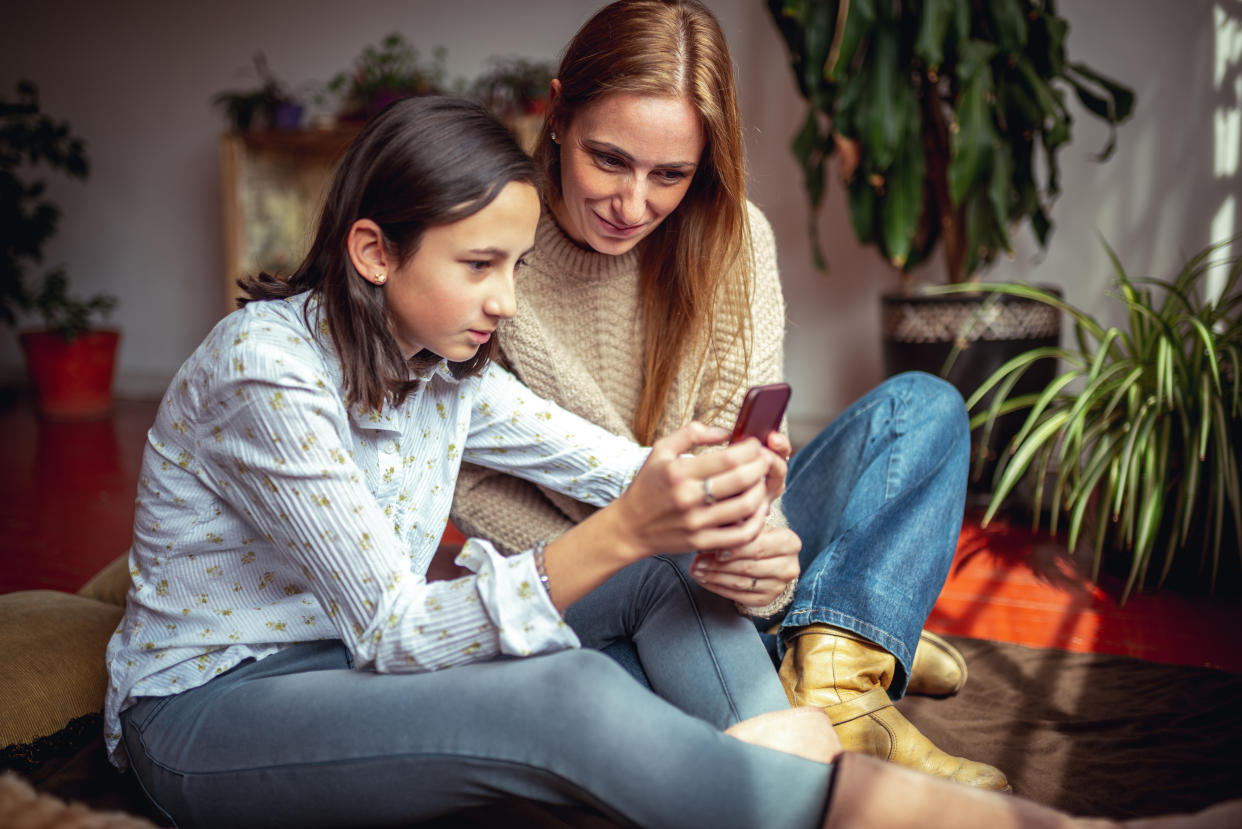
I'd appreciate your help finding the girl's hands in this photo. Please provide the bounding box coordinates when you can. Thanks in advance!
[689,525,801,607]
[609,422,773,561]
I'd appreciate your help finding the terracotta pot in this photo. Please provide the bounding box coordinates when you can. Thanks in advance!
[18,329,120,420]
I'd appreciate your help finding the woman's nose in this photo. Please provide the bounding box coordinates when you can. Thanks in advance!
[614,178,647,225]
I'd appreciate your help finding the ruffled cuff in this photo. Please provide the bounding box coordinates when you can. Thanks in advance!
[735,576,797,620]
[456,538,581,657]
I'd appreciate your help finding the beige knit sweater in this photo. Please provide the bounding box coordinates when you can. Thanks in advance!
[451,202,792,613]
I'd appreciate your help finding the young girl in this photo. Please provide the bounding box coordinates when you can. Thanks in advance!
[102,96,837,828]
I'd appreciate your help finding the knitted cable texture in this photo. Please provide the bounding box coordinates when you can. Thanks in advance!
[452,202,794,615]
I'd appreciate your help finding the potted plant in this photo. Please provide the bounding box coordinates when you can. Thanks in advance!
[2,80,119,419]
[324,33,451,123]
[212,53,304,132]
[937,239,1241,603]
[470,56,555,153]
[766,0,1135,490]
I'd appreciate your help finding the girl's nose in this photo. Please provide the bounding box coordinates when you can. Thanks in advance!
[485,272,517,320]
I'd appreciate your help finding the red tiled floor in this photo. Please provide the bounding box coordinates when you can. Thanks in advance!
[0,396,155,594]
[2,393,1240,674]
[928,512,1242,674]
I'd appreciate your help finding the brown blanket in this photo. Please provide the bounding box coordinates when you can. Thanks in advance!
[20,635,1242,825]
[897,635,1242,819]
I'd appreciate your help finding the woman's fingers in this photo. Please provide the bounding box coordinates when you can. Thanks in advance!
[690,526,801,603]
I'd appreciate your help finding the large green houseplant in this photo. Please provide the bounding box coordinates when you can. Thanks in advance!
[2,80,119,418]
[937,241,1241,603]
[766,0,1136,492]
[766,0,1134,279]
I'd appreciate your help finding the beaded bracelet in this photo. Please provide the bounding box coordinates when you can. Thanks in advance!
[532,539,551,598]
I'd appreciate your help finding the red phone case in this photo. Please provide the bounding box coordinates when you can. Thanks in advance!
[730,383,791,443]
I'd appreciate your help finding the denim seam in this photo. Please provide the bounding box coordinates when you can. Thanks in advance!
[649,555,743,724]
[884,380,914,502]
[137,747,633,826]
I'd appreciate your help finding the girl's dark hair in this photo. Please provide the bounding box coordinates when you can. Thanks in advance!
[239,96,539,412]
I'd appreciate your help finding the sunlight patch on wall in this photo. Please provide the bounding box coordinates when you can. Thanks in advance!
[1211,2,1242,302]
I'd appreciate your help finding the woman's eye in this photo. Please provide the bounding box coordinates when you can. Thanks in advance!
[656,170,687,184]
[595,153,624,169]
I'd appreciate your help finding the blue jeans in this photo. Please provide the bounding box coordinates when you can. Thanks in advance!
[121,555,830,828]
[776,372,969,697]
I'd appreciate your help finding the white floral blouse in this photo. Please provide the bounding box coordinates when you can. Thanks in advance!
[103,293,649,767]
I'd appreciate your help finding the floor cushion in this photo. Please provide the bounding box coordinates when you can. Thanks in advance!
[0,590,123,767]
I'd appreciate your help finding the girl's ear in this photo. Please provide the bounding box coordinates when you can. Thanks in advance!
[346,219,392,286]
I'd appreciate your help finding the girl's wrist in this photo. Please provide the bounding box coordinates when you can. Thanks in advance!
[592,497,649,564]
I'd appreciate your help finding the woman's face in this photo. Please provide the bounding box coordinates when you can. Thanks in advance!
[550,89,706,256]
[384,181,539,362]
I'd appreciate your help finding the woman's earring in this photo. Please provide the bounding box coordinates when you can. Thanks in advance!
[375,272,386,285]
[550,130,558,143]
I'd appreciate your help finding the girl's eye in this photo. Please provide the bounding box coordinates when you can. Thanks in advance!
[515,257,529,271]
[465,260,491,272]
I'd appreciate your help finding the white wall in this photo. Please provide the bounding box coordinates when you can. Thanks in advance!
[2,1,1235,442]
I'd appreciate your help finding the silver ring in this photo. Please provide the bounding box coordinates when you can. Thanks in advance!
[702,477,716,505]
[749,577,759,591]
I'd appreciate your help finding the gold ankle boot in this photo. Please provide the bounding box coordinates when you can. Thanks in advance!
[779,623,1010,791]
[907,630,967,697]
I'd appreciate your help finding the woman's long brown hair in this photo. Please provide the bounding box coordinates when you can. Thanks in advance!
[534,0,754,444]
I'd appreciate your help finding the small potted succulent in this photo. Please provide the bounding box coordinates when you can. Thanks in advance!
[212,53,304,132]
[470,56,555,153]
[323,33,450,122]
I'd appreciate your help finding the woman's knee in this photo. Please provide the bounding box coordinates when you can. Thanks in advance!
[886,372,968,447]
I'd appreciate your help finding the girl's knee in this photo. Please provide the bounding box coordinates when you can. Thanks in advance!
[531,648,637,706]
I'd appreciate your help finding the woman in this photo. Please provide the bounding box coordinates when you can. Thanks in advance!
[451,0,1008,792]
[104,95,842,828]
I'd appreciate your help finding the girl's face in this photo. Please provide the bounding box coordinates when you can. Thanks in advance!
[384,181,539,362]
[550,88,706,256]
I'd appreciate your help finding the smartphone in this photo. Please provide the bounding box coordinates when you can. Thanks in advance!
[730,383,791,444]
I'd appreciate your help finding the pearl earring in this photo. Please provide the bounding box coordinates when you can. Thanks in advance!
[375,273,386,285]
[551,130,558,143]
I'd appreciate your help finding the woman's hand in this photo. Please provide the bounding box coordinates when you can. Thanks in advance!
[608,422,773,561]
[689,525,801,607]
[762,431,792,503]
[542,423,783,611]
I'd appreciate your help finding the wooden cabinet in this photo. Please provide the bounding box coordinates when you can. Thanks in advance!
[218,128,358,313]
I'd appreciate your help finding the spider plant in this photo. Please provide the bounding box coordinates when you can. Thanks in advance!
[928,239,1241,603]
